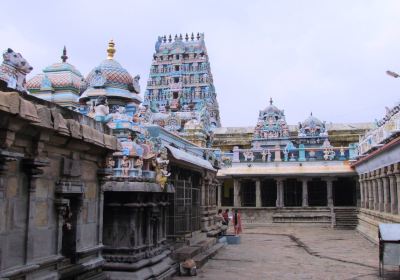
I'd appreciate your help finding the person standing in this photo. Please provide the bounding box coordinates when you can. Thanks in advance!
[233,209,242,235]
[222,209,229,226]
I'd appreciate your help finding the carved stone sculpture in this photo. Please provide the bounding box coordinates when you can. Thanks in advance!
[94,96,112,123]
[153,147,170,189]
[0,48,33,93]
[243,150,254,162]
[121,156,131,177]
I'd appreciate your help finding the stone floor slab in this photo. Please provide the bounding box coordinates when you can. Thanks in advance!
[173,225,400,280]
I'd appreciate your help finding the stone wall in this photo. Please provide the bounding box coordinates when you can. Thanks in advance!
[0,91,118,280]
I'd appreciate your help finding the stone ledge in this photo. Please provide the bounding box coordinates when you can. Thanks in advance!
[0,91,118,151]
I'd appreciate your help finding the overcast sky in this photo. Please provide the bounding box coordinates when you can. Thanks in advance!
[1,0,400,127]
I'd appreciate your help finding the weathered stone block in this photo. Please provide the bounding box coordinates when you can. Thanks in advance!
[4,230,26,269]
[13,198,28,229]
[85,182,97,199]
[34,228,56,259]
[87,202,97,223]
[79,223,97,249]
[36,179,49,198]
[35,201,48,227]
[42,158,61,177]
[0,202,5,234]
[6,177,18,198]
[7,160,18,173]
[82,201,89,224]
[81,161,97,181]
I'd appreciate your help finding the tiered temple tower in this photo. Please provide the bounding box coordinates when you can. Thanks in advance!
[142,33,221,147]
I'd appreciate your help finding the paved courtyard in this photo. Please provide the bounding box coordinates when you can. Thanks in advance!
[175,225,400,280]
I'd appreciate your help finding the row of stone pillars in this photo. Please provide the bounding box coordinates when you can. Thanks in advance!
[359,163,400,214]
[217,178,334,208]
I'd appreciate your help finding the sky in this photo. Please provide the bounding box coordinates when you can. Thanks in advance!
[1,0,400,127]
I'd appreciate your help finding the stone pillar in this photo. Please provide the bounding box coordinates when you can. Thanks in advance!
[396,174,400,215]
[377,176,384,212]
[368,176,374,210]
[274,145,281,162]
[301,178,308,207]
[130,207,138,247]
[364,176,370,209]
[217,184,222,207]
[22,158,50,262]
[255,179,261,207]
[98,187,105,245]
[372,175,379,211]
[389,174,397,214]
[325,178,333,208]
[359,175,365,208]
[382,173,390,213]
[275,178,284,207]
[233,179,241,207]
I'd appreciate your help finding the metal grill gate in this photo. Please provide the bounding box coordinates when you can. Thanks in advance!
[167,179,201,239]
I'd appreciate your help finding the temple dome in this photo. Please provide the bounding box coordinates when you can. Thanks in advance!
[302,113,323,128]
[298,112,328,137]
[263,103,280,114]
[85,59,133,90]
[80,40,141,104]
[259,98,285,119]
[27,47,86,93]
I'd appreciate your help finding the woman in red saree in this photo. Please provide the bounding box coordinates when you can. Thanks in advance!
[233,209,242,235]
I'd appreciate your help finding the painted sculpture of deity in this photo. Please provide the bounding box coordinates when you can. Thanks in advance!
[94,96,112,123]
[153,147,171,189]
[121,156,131,177]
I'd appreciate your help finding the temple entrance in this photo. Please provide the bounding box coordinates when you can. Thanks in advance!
[308,179,327,206]
[333,178,356,206]
[284,179,302,207]
[261,179,277,206]
[241,180,256,207]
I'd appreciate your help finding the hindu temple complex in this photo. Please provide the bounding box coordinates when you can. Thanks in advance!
[0,32,399,279]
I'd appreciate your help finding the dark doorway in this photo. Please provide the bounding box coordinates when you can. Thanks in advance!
[284,179,302,207]
[61,198,79,263]
[333,178,356,206]
[241,180,256,207]
[308,179,327,206]
[221,179,234,206]
[261,179,277,206]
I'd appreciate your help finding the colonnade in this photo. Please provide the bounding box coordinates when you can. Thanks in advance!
[359,163,400,214]
[218,177,343,208]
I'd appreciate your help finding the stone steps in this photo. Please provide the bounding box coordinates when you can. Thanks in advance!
[334,207,358,229]
[171,238,217,262]
[273,208,332,224]
[193,243,225,268]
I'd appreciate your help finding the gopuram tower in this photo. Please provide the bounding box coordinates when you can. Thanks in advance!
[142,33,221,147]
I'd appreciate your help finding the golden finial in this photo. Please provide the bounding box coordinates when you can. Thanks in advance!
[107,39,116,59]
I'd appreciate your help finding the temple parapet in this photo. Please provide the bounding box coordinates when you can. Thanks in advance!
[221,141,357,166]
[358,102,400,155]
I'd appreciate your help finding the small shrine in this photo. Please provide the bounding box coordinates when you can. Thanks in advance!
[27,47,86,109]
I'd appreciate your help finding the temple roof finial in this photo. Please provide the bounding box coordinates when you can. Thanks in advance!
[269,97,273,105]
[107,39,116,59]
[61,46,68,63]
